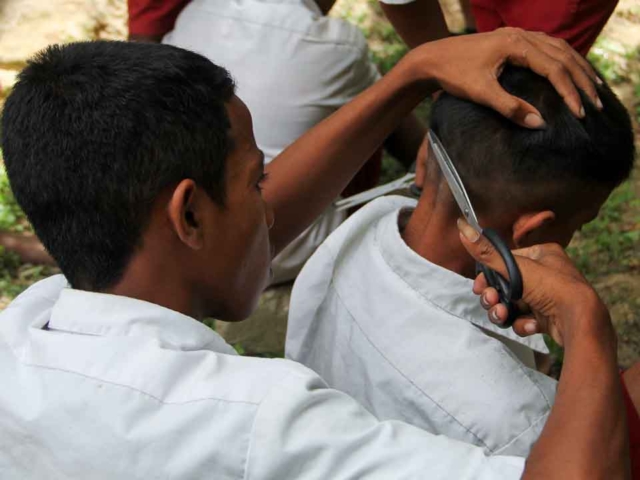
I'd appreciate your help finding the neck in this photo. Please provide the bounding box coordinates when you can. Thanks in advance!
[106,243,203,320]
[402,184,477,279]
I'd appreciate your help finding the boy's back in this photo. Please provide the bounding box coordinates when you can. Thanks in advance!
[286,66,635,456]
[4,274,501,479]
[286,195,556,456]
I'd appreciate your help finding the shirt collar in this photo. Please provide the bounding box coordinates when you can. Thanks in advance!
[301,0,323,15]
[375,204,549,354]
[48,287,237,355]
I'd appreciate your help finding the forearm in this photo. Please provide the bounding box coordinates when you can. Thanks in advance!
[524,305,628,479]
[383,113,426,169]
[264,55,435,254]
[380,1,450,48]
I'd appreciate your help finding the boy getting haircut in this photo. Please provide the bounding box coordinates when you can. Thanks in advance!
[428,65,634,247]
[286,66,635,456]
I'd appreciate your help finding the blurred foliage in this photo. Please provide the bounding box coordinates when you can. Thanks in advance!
[568,180,640,280]
[588,39,633,84]
[0,247,58,306]
[0,161,52,307]
[0,164,29,232]
[334,0,408,74]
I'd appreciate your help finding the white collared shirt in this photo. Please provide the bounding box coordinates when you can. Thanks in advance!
[286,196,558,457]
[163,0,381,283]
[0,274,526,479]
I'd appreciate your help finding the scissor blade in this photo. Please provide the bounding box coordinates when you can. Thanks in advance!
[428,131,482,233]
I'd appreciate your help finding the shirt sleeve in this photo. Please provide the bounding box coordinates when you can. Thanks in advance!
[127,0,191,38]
[245,365,525,480]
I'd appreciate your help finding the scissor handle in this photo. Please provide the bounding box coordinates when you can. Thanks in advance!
[475,228,523,329]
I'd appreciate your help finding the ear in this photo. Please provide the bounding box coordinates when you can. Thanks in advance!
[512,210,556,248]
[166,179,205,250]
[414,137,429,188]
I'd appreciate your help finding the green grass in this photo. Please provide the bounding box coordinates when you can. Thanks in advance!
[334,0,409,74]
[0,164,54,306]
[0,164,29,232]
[0,248,57,305]
[588,39,632,84]
[568,180,640,280]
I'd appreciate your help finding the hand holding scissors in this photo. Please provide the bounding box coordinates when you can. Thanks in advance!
[428,131,523,328]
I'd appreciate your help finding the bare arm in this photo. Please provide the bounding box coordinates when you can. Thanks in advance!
[525,311,627,479]
[265,55,428,253]
[380,0,450,48]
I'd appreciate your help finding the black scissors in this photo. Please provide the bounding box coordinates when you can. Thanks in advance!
[428,131,523,328]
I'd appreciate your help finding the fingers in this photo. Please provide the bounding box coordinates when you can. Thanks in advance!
[498,28,585,118]
[511,317,540,337]
[479,286,499,308]
[528,33,602,109]
[476,279,541,334]
[532,32,601,84]
[473,273,488,295]
[480,82,546,129]
[458,218,524,279]
[486,302,539,335]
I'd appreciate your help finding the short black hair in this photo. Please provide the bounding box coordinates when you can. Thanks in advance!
[2,41,235,290]
[430,66,635,215]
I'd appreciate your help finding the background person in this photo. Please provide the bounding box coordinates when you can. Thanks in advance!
[127,0,452,46]
[470,0,619,56]
[380,0,618,55]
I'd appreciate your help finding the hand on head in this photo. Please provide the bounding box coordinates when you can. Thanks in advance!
[408,27,602,129]
[457,219,614,349]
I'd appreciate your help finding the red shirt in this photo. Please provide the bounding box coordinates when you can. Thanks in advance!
[471,0,618,56]
[128,0,189,38]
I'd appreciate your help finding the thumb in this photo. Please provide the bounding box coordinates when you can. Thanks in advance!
[458,218,548,308]
[457,218,539,287]
[481,82,547,130]
[457,218,507,278]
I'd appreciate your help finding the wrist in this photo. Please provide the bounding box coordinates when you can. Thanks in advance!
[561,288,616,354]
[396,45,440,97]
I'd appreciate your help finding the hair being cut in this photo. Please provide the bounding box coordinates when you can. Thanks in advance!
[429,66,635,214]
[2,41,235,290]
